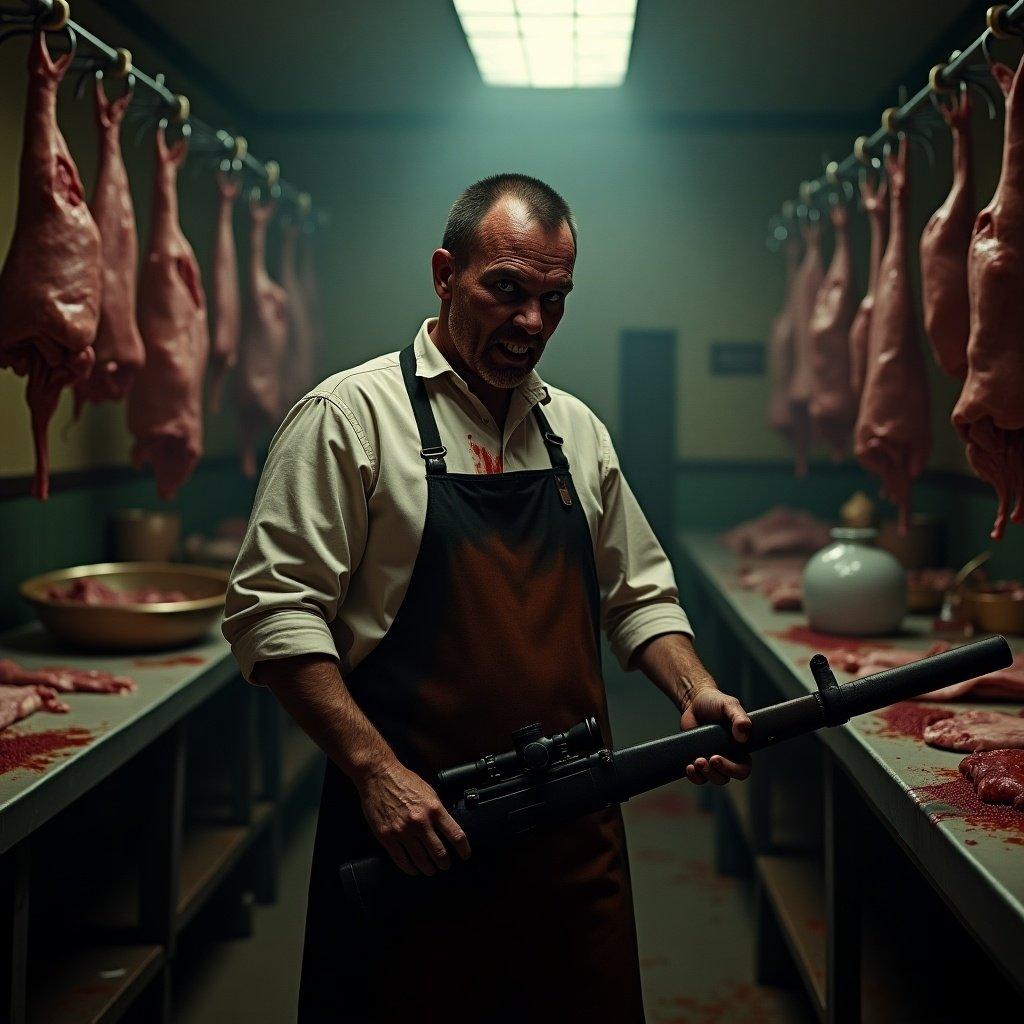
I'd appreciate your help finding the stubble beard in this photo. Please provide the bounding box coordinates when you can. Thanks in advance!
[448,298,533,390]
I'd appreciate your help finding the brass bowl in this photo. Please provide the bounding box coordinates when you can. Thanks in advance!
[965,585,1024,636]
[20,562,229,651]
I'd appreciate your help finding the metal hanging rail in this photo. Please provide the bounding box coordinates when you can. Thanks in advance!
[0,0,326,228]
[774,1,1024,228]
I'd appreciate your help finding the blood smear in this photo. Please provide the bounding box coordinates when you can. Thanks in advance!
[770,625,893,655]
[0,727,92,775]
[871,702,954,740]
[912,771,1024,838]
[131,655,206,667]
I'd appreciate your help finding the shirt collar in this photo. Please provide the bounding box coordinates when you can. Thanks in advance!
[412,318,550,404]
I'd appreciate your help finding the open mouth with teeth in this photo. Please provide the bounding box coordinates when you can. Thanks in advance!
[493,340,533,364]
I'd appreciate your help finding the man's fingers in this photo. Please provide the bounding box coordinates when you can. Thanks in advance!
[685,763,707,785]
[711,754,752,781]
[436,809,472,861]
[404,837,438,876]
[383,839,417,877]
[420,825,452,870]
[724,698,752,742]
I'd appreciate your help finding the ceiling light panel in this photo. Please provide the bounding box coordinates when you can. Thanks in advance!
[454,0,637,88]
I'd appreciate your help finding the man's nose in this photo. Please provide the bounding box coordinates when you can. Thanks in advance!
[513,299,544,335]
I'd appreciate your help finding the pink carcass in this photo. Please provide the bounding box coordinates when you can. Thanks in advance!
[767,237,801,456]
[786,221,825,477]
[279,222,316,407]
[808,201,858,459]
[128,127,210,500]
[73,77,145,414]
[207,173,241,413]
[848,172,888,398]
[854,136,931,533]
[920,87,974,381]
[952,57,1024,540]
[0,33,100,500]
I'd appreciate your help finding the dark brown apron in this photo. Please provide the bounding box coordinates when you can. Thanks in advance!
[297,344,644,1023]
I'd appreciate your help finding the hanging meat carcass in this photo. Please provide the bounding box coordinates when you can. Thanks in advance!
[238,199,289,478]
[808,199,858,459]
[0,32,100,500]
[786,219,825,476]
[207,172,241,413]
[854,135,931,533]
[920,87,974,381]
[848,172,888,398]
[767,236,800,452]
[298,229,323,378]
[128,126,210,500]
[278,222,315,407]
[74,77,146,415]
[952,57,1024,540]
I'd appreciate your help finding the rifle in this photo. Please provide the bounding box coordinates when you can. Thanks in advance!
[339,635,1011,915]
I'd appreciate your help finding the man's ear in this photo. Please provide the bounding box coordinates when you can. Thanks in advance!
[431,248,455,301]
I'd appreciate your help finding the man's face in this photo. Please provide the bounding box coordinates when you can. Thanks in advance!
[440,196,575,389]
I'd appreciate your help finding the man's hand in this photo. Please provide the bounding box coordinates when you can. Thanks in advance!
[356,760,472,876]
[680,687,752,786]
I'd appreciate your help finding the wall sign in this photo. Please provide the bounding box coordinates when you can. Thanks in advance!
[710,340,765,376]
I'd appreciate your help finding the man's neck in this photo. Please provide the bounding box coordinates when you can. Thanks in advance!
[428,316,513,427]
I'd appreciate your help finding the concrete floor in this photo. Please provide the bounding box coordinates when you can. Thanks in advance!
[172,662,814,1023]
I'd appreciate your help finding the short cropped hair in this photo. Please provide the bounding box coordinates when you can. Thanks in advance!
[442,173,577,263]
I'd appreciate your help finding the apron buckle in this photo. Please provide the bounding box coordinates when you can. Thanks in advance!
[419,445,448,475]
[544,431,564,446]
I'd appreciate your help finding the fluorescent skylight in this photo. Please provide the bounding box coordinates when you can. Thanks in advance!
[454,0,637,88]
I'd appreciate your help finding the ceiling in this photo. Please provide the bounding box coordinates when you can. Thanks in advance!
[103,0,986,127]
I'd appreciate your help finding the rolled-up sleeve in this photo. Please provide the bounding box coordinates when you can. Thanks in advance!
[594,424,693,670]
[223,393,374,682]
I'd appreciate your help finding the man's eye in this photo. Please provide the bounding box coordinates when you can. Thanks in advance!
[544,292,565,304]
[495,280,517,294]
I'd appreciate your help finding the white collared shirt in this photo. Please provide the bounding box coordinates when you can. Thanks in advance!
[224,318,692,681]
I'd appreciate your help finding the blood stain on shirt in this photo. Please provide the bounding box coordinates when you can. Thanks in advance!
[467,434,502,475]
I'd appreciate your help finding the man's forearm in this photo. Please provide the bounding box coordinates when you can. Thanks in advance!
[629,632,718,711]
[254,654,397,785]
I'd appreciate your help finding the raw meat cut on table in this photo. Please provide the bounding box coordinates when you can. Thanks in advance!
[767,237,800,452]
[808,200,858,459]
[207,173,241,413]
[0,685,68,730]
[952,58,1024,540]
[238,199,289,477]
[920,87,974,381]
[924,710,1024,752]
[46,578,188,605]
[721,507,831,556]
[840,642,1024,701]
[128,127,210,500]
[960,748,1024,808]
[736,566,804,610]
[854,136,931,533]
[74,77,145,415]
[0,33,100,500]
[786,221,825,476]
[848,172,888,398]
[0,659,134,694]
[279,222,316,407]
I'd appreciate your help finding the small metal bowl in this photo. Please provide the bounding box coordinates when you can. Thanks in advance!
[907,582,945,614]
[20,562,229,651]
[965,585,1024,636]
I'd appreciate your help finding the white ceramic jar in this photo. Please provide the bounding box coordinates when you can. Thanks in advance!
[802,527,906,636]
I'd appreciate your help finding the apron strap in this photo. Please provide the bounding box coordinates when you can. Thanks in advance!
[400,344,448,476]
[532,404,570,472]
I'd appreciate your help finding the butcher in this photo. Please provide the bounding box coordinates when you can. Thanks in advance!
[223,174,751,1024]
